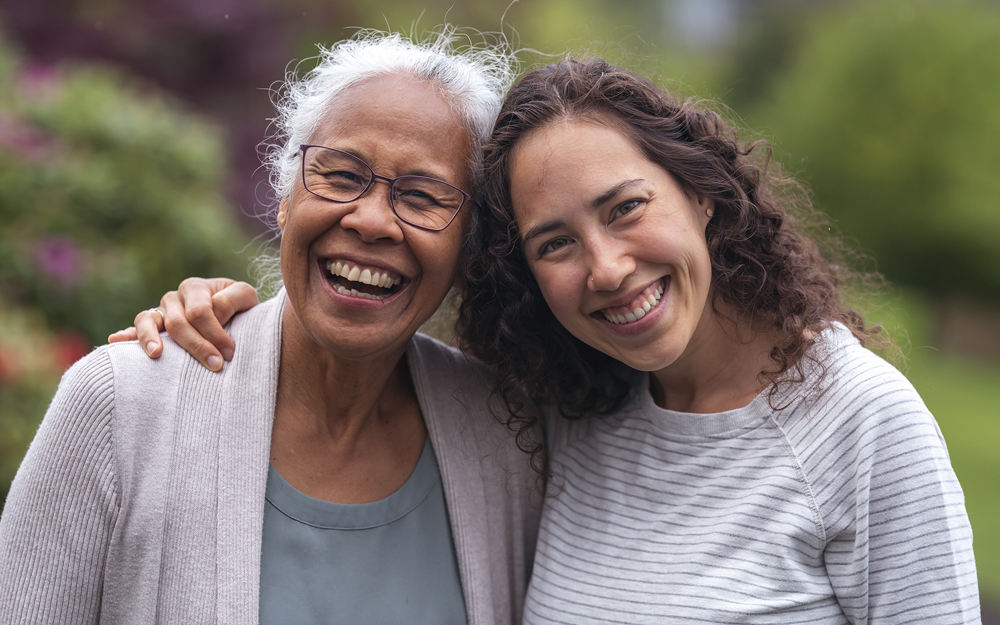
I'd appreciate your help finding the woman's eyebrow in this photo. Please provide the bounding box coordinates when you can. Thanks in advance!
[592,178,644,209]
[522,220,564,244]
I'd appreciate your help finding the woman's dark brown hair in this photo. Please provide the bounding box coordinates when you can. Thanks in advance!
[456,57,884,473]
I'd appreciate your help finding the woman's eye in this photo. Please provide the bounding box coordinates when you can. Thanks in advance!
[325,170,361,182]
[539,237,570,256]
[612,199,642,220]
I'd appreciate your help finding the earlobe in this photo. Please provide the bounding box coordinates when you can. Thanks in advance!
[277,198,288,230]
[700,196,715,221]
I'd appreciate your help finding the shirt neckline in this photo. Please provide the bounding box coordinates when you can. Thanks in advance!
[264,438,439,530]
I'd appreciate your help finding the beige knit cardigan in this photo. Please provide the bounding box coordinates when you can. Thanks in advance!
[0,293,540,624]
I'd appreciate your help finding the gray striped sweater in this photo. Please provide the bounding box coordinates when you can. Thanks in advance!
[525,326,980,624]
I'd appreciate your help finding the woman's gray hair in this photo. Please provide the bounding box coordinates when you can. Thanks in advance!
[266,27,517,206]
[251,27,518,296]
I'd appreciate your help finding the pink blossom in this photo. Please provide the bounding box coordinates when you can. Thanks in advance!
[34,236,83,287]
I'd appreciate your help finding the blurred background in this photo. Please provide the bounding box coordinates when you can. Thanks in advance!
[0,0,997,614]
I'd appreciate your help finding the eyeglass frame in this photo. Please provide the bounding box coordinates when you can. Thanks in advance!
[297,144,476,232]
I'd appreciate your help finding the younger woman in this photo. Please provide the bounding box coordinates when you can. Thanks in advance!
[461,57,979,624]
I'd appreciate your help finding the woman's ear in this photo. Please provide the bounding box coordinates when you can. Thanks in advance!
[698,195,715,225]
[276,197,288,230]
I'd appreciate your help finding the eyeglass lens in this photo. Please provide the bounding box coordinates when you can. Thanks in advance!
[303,146,465,230]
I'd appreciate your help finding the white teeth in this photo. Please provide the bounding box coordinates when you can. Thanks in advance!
[325,260,402,291]
[601,280,667,324]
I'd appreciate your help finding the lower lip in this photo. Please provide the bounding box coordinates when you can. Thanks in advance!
[318,259,406,310]
[595,277,670,337]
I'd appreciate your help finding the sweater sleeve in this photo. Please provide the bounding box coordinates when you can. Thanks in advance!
[808,363,980,623]
[0,348,121,624]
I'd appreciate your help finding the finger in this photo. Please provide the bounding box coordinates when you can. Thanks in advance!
[210,282,259,360]
[134,308,166,358]
[156,282,219,371]
[108,327,138,343]
[172,279,235,367]
[158,302,224,371]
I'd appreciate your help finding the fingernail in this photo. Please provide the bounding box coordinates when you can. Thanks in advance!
[207,355,223,371]
[221,347,234,361]
[145,342,157,356]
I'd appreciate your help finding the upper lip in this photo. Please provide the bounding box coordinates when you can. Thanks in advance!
[589,277,664,313]
[318,254,411,281]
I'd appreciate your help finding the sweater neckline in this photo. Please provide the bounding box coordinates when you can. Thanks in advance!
[632,373,773,438]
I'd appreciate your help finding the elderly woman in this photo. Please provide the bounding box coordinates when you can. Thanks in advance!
[0,33,539,624]
[139,58,980,623]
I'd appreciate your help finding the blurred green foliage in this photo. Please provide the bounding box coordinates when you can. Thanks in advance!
[0,35,251,505]
[742,0,1000,300]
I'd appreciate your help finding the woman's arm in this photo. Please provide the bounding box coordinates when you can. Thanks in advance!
[0,351,120,623]
[821,395,980,623]
[108,278,259,371]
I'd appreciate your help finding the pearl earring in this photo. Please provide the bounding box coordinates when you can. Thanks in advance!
[706,207,714,218]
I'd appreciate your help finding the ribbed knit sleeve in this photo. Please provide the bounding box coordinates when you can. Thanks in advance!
[0,348,120,624]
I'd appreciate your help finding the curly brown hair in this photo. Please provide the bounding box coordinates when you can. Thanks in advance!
[456,57,885,474]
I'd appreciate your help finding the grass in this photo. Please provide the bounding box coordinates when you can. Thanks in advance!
[866,289,1000,602]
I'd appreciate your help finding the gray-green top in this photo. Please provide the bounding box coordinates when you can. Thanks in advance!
[260,439,467,625]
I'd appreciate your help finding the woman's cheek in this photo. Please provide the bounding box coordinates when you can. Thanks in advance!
[535,266,576,321]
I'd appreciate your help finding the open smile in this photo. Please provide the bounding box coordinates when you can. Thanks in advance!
[597,279,666,324]
[322,259,405,301]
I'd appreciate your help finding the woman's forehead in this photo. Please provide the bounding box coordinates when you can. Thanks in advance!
[511,121,647,200]
[310,75,472,183]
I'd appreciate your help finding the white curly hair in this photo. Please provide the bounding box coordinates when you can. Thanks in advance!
[265,27,518,207]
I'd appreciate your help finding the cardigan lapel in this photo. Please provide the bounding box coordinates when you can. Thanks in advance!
[407,338,495,625]
[215,293,284,623]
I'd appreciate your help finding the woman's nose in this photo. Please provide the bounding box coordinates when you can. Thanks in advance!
[587,239,635,291]
[338,180,404,244]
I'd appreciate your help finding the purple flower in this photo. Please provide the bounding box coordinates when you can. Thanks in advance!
[34,236,83,287]
[17,63,60,102]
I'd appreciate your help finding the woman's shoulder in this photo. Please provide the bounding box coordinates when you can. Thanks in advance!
[809,323,922,411]
[779,323,947,471]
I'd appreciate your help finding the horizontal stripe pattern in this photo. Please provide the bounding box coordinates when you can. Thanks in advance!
[525,327,980,624]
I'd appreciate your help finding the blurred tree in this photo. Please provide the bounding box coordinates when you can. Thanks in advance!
[0,35,251,506]
[0,38,251,344]
[744,0,1000,300]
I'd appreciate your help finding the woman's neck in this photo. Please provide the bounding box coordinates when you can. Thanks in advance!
[269,304,426,503]
[649,307,777,414]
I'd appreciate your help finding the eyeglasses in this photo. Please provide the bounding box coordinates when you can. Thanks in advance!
[298,144,474,231]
